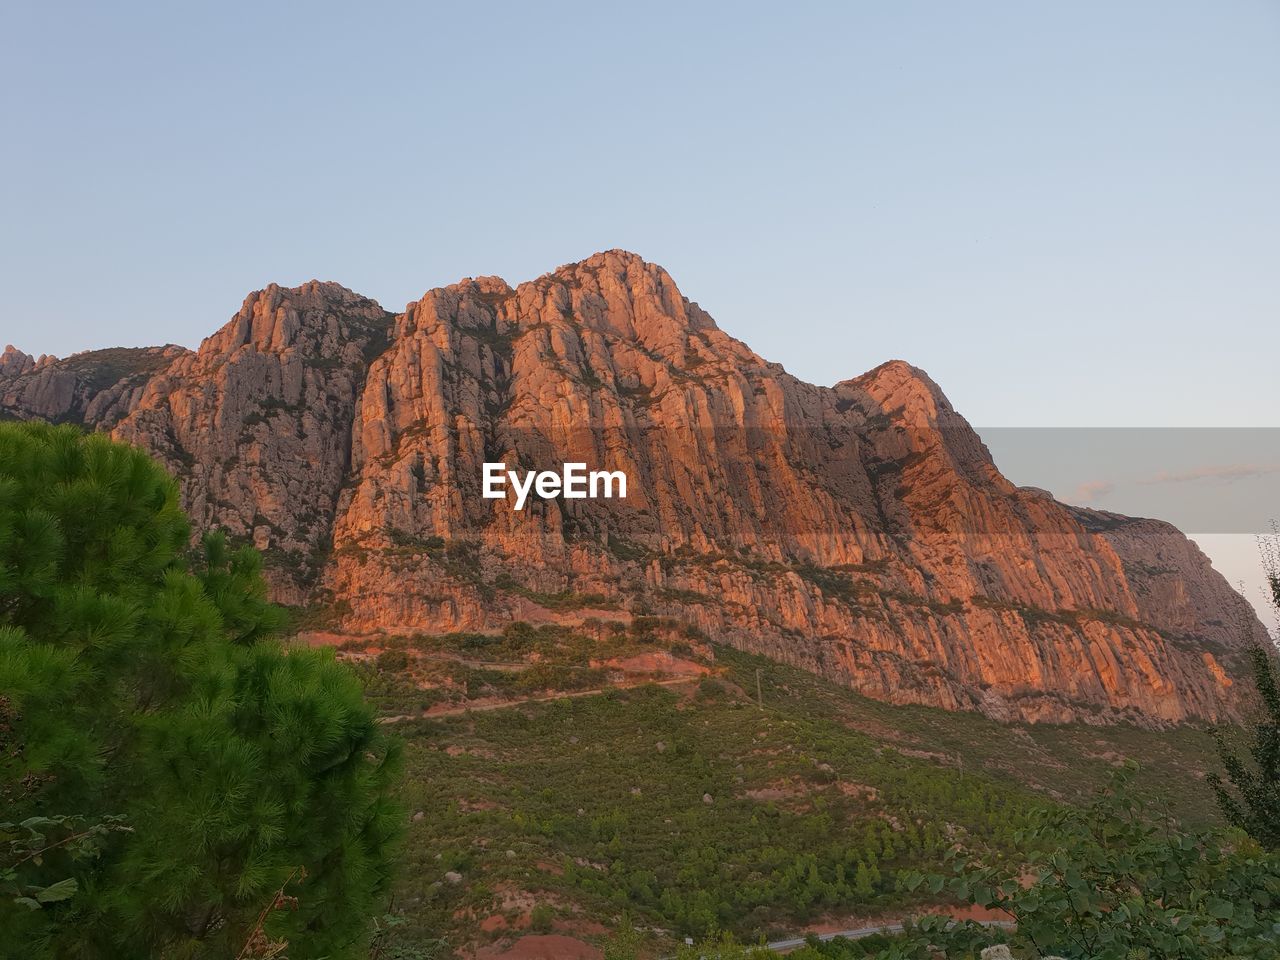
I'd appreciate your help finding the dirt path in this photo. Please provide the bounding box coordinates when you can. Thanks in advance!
[377,676,700,723]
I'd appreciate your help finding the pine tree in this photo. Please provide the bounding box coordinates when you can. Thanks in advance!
[0,422,401,958]
[1209,642,1280,850]
[1207,537,1280,851]
[852,861,874,898]
[603,915,644,960]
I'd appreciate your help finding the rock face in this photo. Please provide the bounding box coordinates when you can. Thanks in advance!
[2,251,1267,725]
[107,281,393,598]
[1,343,187,427]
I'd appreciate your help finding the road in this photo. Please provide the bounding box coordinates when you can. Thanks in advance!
[763,918,1014,953]
[660,918,1014,957]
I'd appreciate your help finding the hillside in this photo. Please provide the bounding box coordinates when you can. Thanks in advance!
[339,622,1225,957]
[1,251,1267,726]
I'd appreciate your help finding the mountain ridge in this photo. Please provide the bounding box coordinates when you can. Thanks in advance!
[2,250,1267,727]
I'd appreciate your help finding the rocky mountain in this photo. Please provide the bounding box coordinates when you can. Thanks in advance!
[2,251,1266,725]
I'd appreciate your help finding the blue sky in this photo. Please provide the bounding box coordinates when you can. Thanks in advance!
[2,1,1277,620]
[3,1,1277,426]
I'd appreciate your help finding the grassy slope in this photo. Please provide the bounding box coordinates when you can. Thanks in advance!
[362,637,1220,957]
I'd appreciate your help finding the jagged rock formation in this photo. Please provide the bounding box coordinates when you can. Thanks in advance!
[1,343,187,426]
[2,251,1266,724]
[1068,507,1262,652]
[108,282,394,599]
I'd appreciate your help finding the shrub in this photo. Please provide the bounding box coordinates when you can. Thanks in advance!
[530,903,555,933]
[896,765,1280,959]
[378,648,413,673]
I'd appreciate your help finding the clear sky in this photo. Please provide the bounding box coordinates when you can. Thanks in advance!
[2,2,1277,620]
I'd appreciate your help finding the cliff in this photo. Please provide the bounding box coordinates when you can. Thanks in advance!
[3,251,1266,725]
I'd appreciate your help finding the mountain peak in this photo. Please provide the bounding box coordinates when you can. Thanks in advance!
[396,251,717,350]
[2,256,1265,727]
[200,280,390,358]
[1,344,37,378]
[533,250,718,343]
[547,249,684,298]
[834,359,952,426]
[552,247,655,275]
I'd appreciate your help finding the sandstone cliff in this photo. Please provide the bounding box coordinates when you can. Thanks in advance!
[1,343,187,426]
[2,252,1266,725]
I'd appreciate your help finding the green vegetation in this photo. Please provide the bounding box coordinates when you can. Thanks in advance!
[1210,642,1280,851]
[390,681,1037,946]
[794,563,873,606]
[891,769,1280,959]
[0,422,401,959]
[59,346,176,393]
[240,393,305,429]
[387,527,446,551]
[371,643,1226,954]
[337,619,693,719]
[491,576,621,610]
[1210,545,1280,852]
[395,618,688,672]
[4,421,1269,958]
[597,772,1280,960]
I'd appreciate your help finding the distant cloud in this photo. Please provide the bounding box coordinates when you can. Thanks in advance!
[1068,480,1115,504]
[1138,463,1280,486]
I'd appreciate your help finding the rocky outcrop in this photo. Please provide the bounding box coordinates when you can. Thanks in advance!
[0,344,186,426]
[2,252,1265,724]
[108,281,393,597]
[1,345,37,378]
[1069,507,1269,649]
